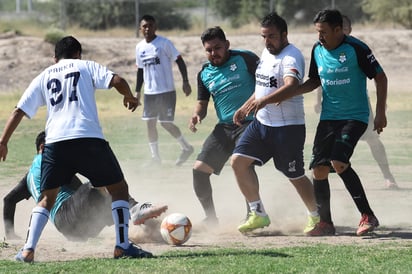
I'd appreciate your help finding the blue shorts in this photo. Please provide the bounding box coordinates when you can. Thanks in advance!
[197,121,251,175]
[41,138,124,191]
[233,119,306,179]
[142,91,176,122]
[309,120,367,169]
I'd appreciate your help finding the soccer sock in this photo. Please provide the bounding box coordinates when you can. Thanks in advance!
[249,200,267,216]
[313,179,333,224]
[112,200,130,249]
[23,206,49,251]
[308,210,320,217]
[193,169,216,218]
[176,135,191,150]
[148,142,160,159]
[338,166,374,215]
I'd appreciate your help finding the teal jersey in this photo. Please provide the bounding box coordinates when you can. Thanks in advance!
[308,35,384,123]
[26,154,75,224]
[198,50,259,124]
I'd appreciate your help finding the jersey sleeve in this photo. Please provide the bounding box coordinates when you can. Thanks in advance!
[197,68,211,101]
[350,39,384,79]
[238,51,259,76]
[85,61,114,89]
[164,38,181,61]
[308,43,320,80]
[17,74,47,119]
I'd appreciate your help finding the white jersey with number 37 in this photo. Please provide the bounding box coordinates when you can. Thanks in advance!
[17,59,114,144]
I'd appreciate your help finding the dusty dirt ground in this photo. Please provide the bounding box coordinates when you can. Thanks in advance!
[0,29,411,262]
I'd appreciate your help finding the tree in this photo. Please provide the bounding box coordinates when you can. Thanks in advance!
[362,0,412,29]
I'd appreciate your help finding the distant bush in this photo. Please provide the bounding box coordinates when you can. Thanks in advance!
[44,28,65,44]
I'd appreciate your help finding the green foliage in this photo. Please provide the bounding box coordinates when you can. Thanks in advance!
[362,0,412,29]
[44,27,66,45]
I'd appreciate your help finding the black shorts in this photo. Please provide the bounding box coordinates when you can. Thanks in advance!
[54,182,113,241]
[142,91,176,122]
[233,119,306,179]
[41,138,124,191]
[197,121,251,175]
[310,120,368,169]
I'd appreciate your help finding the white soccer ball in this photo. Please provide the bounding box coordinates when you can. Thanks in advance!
[160,213,192,245]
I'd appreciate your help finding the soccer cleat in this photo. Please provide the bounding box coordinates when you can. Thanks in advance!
[15,248,34,263]
[385,179,398,189]
[238,212,270,233]
[356,214,379,236]
[303,215,321,234]
[114,243,154,259]
[175,145,194,166]
[130,202,168,225]
[306,221,336,236]
[143,157,162,168]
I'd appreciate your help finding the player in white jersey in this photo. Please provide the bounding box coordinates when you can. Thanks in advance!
[135,14,193,166]
[0,36,152,261]
[230,12,319,234]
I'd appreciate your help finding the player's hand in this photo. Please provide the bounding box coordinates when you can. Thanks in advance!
[233,108,247,126]
[373,113,387,134]
[123,95,140,112]
[189,115,201,133]
[182,82,192,97]
[0,142,8,161]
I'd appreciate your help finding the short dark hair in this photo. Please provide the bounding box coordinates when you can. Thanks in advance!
[201,26,226,44]
[140,14,156,23]
[54,36,82,61]
[313,9,343,29]
[35,131,45,152]
[261,12,288,34]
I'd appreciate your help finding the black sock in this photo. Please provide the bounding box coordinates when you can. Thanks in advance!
[193,169,216,218]
[338,166,374,216]
[313,179,333,224]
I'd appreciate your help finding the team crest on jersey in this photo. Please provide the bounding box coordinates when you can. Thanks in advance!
[339,52,347,63]
[230,63,237,71]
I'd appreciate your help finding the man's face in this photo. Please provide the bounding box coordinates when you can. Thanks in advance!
[315,22,343,50]
[203,38,230,66]
[261,26,287,55]
[140,19,156,41]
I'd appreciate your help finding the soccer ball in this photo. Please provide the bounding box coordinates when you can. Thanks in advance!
[160,213,192,245]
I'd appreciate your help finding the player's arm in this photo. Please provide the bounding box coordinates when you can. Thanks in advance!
[0,108,26,161]
[176,56,192,96]
[109,74,140,112]
[233,93,256,126]
[189,100,208,133]
[135,68,144,103]
[3,173,31,239]
[373,71,388,134]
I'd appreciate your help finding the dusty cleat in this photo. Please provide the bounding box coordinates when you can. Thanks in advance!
[176,146,194,166]
[356,214,379,236]
[114,243,154,259]
[130,202,168,225]
[306,221,336,236]
[303,215,320,234]
[238,212,270,233]
[15,248,34,263]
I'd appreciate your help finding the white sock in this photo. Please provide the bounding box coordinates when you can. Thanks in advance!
[308,210,319,217]
[248,200,267,216]
[23,206,49,251]
[176,135,191,150]
[148,142,160,159]
[112,200,130,249]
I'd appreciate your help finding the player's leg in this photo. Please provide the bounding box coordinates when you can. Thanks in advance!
[231,120,270,233]
[77,138,153,258]
[307,121,336,236]
[192,124,233,223]
[331,120,379,236]
[142,94,161,164]
[158,91,193,165]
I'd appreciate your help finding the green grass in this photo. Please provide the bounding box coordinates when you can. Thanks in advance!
[1,244,411,273]
[0,90,411,272]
